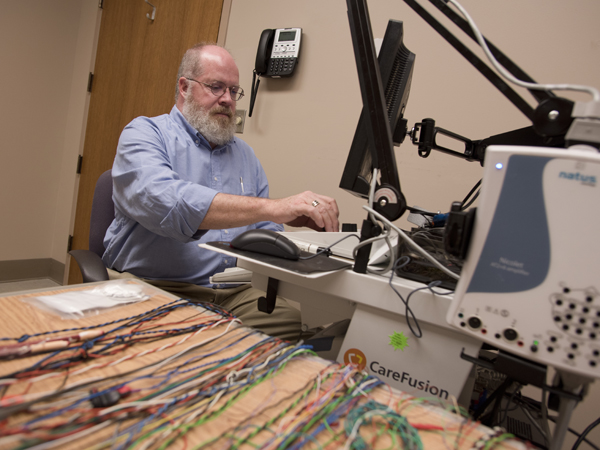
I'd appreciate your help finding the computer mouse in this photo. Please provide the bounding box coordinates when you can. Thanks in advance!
[230,229,300,260]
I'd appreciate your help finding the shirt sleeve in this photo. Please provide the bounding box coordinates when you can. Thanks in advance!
[111,116,216,243]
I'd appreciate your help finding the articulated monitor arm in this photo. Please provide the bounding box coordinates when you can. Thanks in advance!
[402,0,600,164]
[407,95,599,165]
[408,118,479,163]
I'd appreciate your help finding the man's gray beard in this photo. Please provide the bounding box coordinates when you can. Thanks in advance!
[182,96,236,146]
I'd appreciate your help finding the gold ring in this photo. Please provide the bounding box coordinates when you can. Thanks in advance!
[312,200,320,207]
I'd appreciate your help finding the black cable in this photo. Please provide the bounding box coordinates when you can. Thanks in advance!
[461,189,480,210]
[473,377,513,423]
[298,233,360,260]
[571,417,600,450]
[544,416,600,450]
[388,257,422,338]
[249,70,260,117]
[510,393,600,450]
[460,178,481,210]
[387,257,453,338]
[500,383,522,426]
[495,387,553,447]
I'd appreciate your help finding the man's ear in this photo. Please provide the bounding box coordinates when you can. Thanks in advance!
[178,77,189,98]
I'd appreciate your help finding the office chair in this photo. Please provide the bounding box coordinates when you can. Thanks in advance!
[69,169,113,282]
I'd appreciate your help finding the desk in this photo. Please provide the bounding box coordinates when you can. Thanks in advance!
[201,242,482,402]
[0,281,525,449]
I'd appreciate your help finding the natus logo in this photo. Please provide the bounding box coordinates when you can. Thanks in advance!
[559,171,597,186]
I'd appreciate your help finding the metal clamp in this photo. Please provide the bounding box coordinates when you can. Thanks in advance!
[257,277,279,314]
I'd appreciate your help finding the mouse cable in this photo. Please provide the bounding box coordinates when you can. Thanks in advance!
[298,233,360,260]
[363,205,460,281]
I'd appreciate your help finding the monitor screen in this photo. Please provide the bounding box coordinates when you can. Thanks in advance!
[340,0,415,221]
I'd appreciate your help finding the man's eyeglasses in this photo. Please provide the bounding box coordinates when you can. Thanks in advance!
[185,78,245,101]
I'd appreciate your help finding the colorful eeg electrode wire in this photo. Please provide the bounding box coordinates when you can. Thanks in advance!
[0,298,522,450]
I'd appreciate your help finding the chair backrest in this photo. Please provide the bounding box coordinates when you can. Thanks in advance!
[89,169,114,258]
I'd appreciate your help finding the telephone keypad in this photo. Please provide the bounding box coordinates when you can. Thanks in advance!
[267,57,296,77]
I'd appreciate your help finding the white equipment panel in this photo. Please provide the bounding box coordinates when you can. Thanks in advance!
[447,145,600,378]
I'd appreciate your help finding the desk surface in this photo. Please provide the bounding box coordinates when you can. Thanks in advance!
[0,281,526,449]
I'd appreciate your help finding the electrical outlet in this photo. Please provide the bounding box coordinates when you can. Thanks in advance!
[234,109,246,133]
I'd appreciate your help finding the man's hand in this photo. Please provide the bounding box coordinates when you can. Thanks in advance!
[200,191,339,232]
[273,191,340,232]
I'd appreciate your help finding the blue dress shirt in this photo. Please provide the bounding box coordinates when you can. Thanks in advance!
[102,106,282,286]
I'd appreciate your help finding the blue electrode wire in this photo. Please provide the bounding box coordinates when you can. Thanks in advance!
[25,313,217,373]
[14,300,233,375]
[24,339,314,447]
[2,299,196,343]
[23,321,250,427]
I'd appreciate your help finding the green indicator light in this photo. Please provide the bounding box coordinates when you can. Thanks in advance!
[533,340,539,346]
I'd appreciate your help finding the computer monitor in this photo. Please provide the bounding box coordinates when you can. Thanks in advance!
[340,0,415,221]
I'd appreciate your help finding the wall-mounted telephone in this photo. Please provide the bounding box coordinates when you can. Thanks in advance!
[255,28,302,78]
[250,28,302,117]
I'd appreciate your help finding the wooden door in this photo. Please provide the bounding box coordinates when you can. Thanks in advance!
[68,0,224,285]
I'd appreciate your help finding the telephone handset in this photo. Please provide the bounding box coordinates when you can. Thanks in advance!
[250,27,302,117]
[255,29,275,76]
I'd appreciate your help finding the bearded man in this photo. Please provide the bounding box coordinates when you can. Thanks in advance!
[102,44,339,340]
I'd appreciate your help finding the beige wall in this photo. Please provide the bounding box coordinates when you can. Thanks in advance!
[0,0,100,267]
[225,0,600,231]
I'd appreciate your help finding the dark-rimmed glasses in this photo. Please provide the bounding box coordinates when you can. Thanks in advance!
[185,78,244,101]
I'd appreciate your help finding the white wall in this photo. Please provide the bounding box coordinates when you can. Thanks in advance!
[0,0,100,266]
[224,1,600,448]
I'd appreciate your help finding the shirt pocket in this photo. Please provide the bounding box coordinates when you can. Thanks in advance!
[238,178,257,197]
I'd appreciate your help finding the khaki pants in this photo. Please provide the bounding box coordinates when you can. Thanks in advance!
[107,269,302,341]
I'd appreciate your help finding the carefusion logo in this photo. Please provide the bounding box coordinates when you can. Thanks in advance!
[344,348,367,371]
[343,348,449,399]
[559,171,597,187]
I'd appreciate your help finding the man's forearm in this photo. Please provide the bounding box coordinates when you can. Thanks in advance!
[199,193,274,230]
[199,191,340,232]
